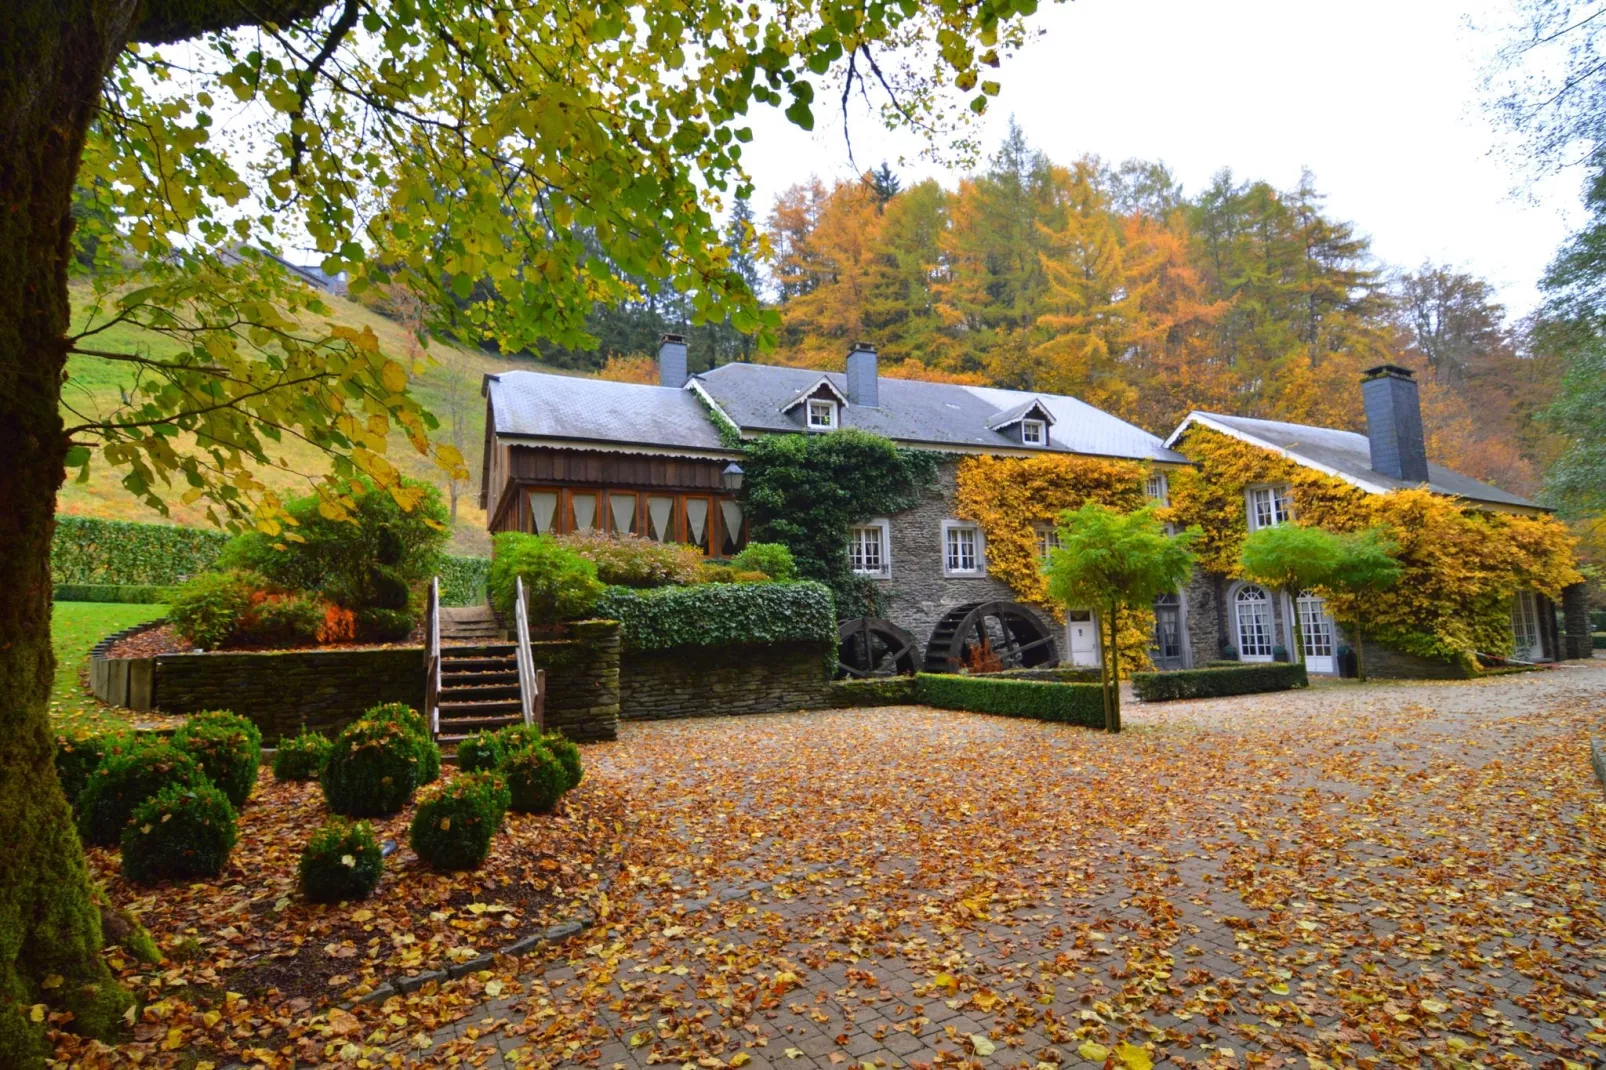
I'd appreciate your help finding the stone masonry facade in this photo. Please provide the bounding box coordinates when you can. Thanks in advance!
[619,641,833,721]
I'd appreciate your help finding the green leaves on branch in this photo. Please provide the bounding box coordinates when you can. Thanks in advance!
[1044,503,1198,614]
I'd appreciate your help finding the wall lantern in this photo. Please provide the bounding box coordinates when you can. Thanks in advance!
[721,463,745,492]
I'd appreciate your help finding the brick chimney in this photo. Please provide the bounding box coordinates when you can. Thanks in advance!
[658,334,689,388]
[1361,364,1429,483]
[845,341,879,407]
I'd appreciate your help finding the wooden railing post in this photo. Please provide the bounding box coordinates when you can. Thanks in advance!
[425,577,441,738]
[514,576,538,729]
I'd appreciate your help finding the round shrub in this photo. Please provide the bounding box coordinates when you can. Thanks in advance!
[54,731,138,807]
[456,730,507,773]
[120,782,238,884]
[234,591,328,647]
[273,729,333,780]
[321,719,424,817]
[408,772,507,871]
[168,570,266,648]
[555,530,704,588]
[298,818,383,903]
[172,722,259,808]
[488,532,603,624]
[731,542,796,580]
[185,709,263,750]
[499,743,568,814]
[366,702,441,783]
[77,744,209,847]
[541,733,584,792]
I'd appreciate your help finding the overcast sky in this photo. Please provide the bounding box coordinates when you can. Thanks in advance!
[736,0,1585,317]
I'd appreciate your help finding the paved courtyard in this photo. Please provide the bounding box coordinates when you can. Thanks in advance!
[413,663,1606,1069]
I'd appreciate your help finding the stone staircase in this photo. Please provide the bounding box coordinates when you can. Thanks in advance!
[435,606,525,743]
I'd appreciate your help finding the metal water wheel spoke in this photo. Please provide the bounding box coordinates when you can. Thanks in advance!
[924,601,1059,673]
[836,617,918,678]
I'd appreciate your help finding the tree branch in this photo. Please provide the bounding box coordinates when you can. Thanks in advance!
[132,0,338,46]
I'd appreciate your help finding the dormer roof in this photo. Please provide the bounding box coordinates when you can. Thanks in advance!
[779,375,850,413]
[986,398,1057,431]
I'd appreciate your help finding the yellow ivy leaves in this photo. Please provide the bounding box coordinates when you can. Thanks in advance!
[954,454,1157,674]
[1168,427,1581,667]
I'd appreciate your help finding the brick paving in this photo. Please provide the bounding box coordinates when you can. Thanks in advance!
[415,661,1606,1069]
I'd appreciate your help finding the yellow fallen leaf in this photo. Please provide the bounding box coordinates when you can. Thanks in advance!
[485,980,504,997]
[785,1049,805,1059]
[629,1030,653,1048]
[1269,982,1289,995]
[29,1005,46,1024]
[1420,999,1449,1015]
[731,1055,751,1067]
[968,1034,995,1056]
[163,1027,186,1051]
[411,1032,433,1050]
[933,972,958,992]
[1078,1042,1109,1061]
[1115,1042,1153,1070]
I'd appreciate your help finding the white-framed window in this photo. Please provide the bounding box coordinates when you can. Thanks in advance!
[1146,472,1169,505]
[1021,419,1046,445]
[1234,584,1276,661]
[807,399,837,430]
[849,520,891,577]
[1247,485,1293,530]
[1511,590,1542,660]
[1034,522,1061,560]
[942,520,983,576]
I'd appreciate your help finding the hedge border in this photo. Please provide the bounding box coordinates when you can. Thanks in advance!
[914,673,1104,727]
[1132,663,1309,702]
[55,583,175,605]
[825,677,919,707]
[594,581,837,653]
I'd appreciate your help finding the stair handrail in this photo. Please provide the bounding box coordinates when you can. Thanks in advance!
[513,575,542,729]
[425,576,442,738]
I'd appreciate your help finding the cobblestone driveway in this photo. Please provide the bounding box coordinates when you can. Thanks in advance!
[420,662,1606,1069]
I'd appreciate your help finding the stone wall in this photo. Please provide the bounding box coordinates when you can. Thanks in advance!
[535,620,621,742]
[1358,640,1472,680]
[619,641,833,721]
[1181,570,1224,670]
[873,461,1059,664]
[1563,582,1594,660]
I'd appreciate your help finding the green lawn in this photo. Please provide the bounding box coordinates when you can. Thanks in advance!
[50,601,167,734]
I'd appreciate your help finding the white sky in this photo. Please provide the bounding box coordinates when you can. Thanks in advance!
[736,0,1586,317]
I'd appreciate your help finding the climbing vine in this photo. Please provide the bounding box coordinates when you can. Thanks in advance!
[740,429,940,617]
[1168,427,1582,669]
[954,454,1159,674]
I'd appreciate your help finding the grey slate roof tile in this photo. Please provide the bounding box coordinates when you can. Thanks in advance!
[485,371,731,453]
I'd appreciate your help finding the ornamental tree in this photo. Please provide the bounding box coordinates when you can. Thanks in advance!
[2,0,1042,1056]
[1237,523,1347,669]
[1044,503,1198,733]
[1317,527,1403,682]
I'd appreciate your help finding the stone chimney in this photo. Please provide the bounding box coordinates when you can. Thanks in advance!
[845,341,879,407]
[1361,364,1429,483]
[658,334,689,388]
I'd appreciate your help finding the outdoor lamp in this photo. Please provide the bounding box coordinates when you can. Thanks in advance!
[721,463,745,491]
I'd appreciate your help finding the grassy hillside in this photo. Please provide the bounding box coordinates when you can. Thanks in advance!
[59,282,570,555]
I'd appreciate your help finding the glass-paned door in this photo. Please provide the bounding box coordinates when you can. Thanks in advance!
[720,500,745,555]
[684,496,712,554]
[1234,585,1275,662]
[1297,592,1337,674]
[1511,591,1543,661]
[527,489,559,535]
[646,495,677,543]
[569,491,599,533]
[1151,594,1184,670]
[609,492,638,536]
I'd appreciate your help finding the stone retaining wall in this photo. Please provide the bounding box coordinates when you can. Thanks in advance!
[535,620,621,742]
[619,641,832,721]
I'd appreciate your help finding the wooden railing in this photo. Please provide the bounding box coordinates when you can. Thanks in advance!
[424,576,442,738]
[513,576,545,730]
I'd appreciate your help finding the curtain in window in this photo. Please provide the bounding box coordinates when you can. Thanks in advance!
[685,498,710,552]
[570,492,598,532]
[647,496,675,542]
[610,493,637,536]
[528,491,558,535]
[720,500,744,555]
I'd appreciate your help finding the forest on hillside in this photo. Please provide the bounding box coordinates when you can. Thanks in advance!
[574,124,1560,501]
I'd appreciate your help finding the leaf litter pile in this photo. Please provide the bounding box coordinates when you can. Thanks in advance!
[53,663,1606,1069]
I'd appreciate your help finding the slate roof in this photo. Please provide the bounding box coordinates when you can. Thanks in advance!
[1166,412,1541,510]
[695,363,1184,463]
[483,371,732,454]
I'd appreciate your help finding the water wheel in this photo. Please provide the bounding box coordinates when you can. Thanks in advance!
[922,601,1058,673]
[836,617,919,678]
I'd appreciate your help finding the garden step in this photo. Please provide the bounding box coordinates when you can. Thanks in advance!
[435,714,526,735]
[440,682,521,701]
[438,697,523,715]
[441,642,516,657]
[440,657,517,675]
[441,669,520,686]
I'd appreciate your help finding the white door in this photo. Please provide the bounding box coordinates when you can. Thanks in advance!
[1234,585,1276,662]
[1066,610,1099,668]
[1297,593,1337,675]
[1510,591,1544,661]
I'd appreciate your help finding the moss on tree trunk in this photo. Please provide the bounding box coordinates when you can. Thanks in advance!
[0,1,140,1061]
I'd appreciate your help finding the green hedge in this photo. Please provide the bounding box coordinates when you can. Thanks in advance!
[593,581,837,652]
[53,516,228,585]
[439,555,491,607]
[1132,663,1309,702]
[1594,632,1606,650]
[826,677,920,707]
[914,673,1105,727]
[54,583,176,604]
[987,666,1103,684]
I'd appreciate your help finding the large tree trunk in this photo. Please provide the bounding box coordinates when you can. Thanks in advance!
[1,1,141,1060]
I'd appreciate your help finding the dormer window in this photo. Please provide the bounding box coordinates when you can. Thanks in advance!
[1021,419,1046,445]
[807,399,837,430]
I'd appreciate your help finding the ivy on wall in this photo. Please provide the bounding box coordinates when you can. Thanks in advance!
[740,429,939,617]
[953,454,1158,674]
[594,581,837,652]
[1167,426,1581,669]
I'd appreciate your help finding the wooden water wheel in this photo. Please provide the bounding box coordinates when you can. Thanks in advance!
[922,601,1058,673]
[836,617,920,678]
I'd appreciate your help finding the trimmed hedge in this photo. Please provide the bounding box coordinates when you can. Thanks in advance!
[54,583,175,604]
[1132,663,1309,702]
[77,744,209,847]
[52,515,228,585]
[439,554,491,607]
[120,782,238,884]
[987,666,1103,684]
[172,721,260,808]
[499,743,568,814]
[1594,632,1606,650]
[915,674,1105,727]
[594,581,837,652]
[273,730,333,781]
[54,731,140,807]
[321,719,425,817]
[299,819,384,903]
[826,677,920,707]
[409,773,507,871]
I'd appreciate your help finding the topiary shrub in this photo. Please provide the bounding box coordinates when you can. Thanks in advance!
[456,730,508,773]
[77,744,209,847]
[488,532,603,623]
[499,743,569,814]
[541,733,583,792]
[168,569,263,648]
[184,709,264,750]
[409,772,508,871]
[273,729,333,780]
[731,541,796,580]
[366,702,441,782]
[555,530,703,588]
[172,722,259,809]
[54,730,139,807]
[233,591,329,647]
[120,782,238,884]
[298,818,384,903]
[321,719,424,817]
